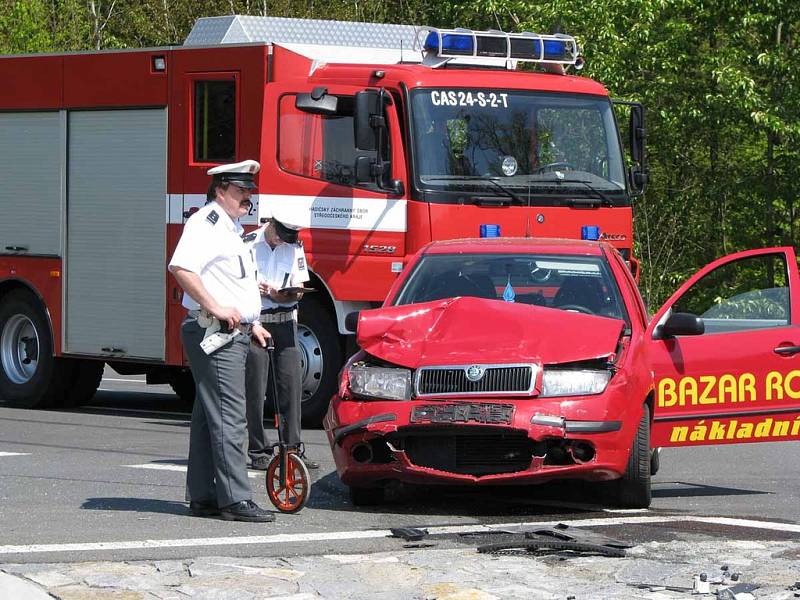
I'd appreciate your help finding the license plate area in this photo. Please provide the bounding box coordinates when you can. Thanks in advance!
[411,403,514,425]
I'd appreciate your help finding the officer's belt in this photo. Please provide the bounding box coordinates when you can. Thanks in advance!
[259,309,296,324]
[187,310,255,333]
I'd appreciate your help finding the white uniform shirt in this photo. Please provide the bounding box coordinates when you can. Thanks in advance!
[168,202,261,323]
[248,227,310,311]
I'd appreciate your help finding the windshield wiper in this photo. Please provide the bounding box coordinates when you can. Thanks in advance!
[424,176,526,206]
[555,179,615,207]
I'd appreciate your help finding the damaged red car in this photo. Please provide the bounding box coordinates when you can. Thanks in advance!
[325,239,800,507]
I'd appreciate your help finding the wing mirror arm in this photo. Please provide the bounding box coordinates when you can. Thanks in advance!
[653,312,705,340]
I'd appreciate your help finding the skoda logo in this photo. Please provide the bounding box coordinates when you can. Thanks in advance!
[465,365,485,382]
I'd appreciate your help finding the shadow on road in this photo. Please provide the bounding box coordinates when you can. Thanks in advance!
[82,497,190,517]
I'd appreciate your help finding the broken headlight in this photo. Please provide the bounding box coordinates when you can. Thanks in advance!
[540,368,612,397]
[349,363,413,401]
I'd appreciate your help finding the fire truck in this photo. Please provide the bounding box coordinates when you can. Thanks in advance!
[0,16,647,423]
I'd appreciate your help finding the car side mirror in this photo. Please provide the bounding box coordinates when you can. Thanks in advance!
[296,87,339,115]
[344,311,360,333]
[653,312,704,339]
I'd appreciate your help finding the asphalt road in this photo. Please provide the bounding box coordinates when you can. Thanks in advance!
[1,368,799,565]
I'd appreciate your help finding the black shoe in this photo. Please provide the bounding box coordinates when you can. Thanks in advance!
[293,443,320,470]
[249,455,272,471]
[220,500,275,522]
[189,500,220,517]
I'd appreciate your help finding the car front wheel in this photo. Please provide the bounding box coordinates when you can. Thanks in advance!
[609,404,652,508]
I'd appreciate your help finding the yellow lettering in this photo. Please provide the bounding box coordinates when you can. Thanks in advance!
[726,419,738,439]
[670,426,689,443]
[736,422,754,438]
[772,420,790,437]
[698,375,717,405]
[784,371,800,400]
[658,378,678,408]
[718,374,737,404]
[792,417,800,436]
[689,420,707,441]
[755,418,773,438]
[708,420,726,440]
[739,373,756,402]
[766,371,783,401]
[680,377,698,406]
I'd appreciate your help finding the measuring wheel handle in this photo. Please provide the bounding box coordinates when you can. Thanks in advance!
[266,450,311,513]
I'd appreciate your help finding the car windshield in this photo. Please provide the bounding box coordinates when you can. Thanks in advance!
[393,252,629,323]
[410,89,627,204]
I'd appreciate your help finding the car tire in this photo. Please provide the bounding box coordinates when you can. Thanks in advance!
[168,368,196,407]
[297,295,342,426]
[611,404,652,508]
[650,447,661,476]
[0,289,70,408]
[349,485,384,506]
[61,359,104,408]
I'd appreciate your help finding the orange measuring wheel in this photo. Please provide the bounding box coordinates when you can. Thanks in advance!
[266,452,311,513]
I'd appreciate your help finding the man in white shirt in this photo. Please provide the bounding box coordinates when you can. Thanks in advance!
[244,205,316,470]
[168,160,275,523]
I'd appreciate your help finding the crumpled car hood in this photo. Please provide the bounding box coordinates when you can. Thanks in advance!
[356,297,624,369]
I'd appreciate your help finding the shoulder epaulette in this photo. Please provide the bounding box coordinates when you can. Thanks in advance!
[242,232,257,243]
[206,210,219,225]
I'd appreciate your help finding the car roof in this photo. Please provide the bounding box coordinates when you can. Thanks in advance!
[420,237,610,256]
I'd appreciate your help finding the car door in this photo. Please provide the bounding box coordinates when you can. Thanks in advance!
[648,247,800,448]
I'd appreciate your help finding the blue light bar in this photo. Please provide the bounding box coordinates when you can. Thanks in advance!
[419,27,580,67]
[581,225,601,241]
[480,224,501,238]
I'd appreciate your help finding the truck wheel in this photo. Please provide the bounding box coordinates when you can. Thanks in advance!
[61,359,104,408]
[610,404,652,508]
[168,369,196,407]
[349,485,384,506]
[0,289,69,408]
[297,295,341,426]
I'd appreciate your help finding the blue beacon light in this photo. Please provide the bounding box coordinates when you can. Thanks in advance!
[424,31,474,55]
[581,225,601,240]
[480,224,501,238]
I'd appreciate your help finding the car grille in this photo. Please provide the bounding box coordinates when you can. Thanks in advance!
[415,364,535,397]
[390,427,535,476]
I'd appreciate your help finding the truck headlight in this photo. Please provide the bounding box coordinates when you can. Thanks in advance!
[349,364,413,401]
[540,369,611,397]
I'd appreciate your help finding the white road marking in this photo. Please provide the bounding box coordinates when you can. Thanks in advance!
[101,377,148,383]
[124,463,261,479]
[1,515,799,556]
[0,452,30,457]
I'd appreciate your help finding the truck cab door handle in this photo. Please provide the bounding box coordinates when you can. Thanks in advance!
[774,345,800,356]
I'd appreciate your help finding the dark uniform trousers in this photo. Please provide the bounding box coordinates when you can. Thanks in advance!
[245,318,302,460]
[181,318,252,508]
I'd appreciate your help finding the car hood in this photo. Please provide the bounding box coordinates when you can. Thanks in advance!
[355,297,625,368]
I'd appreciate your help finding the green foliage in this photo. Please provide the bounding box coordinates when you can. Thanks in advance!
[0,0,797,308]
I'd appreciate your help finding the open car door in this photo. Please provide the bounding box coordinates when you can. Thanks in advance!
[648,247,800,447]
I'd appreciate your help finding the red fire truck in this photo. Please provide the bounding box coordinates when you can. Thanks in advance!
[0,16,646,422]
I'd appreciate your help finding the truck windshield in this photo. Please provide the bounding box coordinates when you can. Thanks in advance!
[410,89,627,205]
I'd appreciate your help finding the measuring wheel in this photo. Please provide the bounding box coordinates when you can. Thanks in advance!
[265,452,311,513]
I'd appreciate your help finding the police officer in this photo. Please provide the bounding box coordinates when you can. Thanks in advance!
[244,205,318,470]
[168,159,275,523]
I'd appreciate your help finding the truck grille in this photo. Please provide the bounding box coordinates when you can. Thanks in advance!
[415,364,535,397]
[390,427,535,476]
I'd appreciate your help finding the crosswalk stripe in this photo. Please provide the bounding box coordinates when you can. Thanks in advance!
[0,452,30,457]
[124,463,261,479]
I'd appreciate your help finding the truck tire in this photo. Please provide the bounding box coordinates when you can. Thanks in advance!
[610,404,652,508]
[0,289,70,408]
[297,294,342,426]
[61,359,104,408]
[168,369,196,407]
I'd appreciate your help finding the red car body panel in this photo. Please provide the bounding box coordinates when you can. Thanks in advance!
[325,240,800,491]
[355,296,624,369]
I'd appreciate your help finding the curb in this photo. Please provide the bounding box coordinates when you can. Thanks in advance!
[0,571,53,599]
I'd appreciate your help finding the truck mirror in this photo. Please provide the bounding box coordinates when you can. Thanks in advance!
[654,312,704,339]
[355,155,374,184]
[354,90,381,151]
[628,103,648,194]
[296,87,338,115]
[344,311,360,333]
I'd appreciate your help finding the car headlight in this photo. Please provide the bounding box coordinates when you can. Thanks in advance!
[349,364,412,401]
[540,369,612,397]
